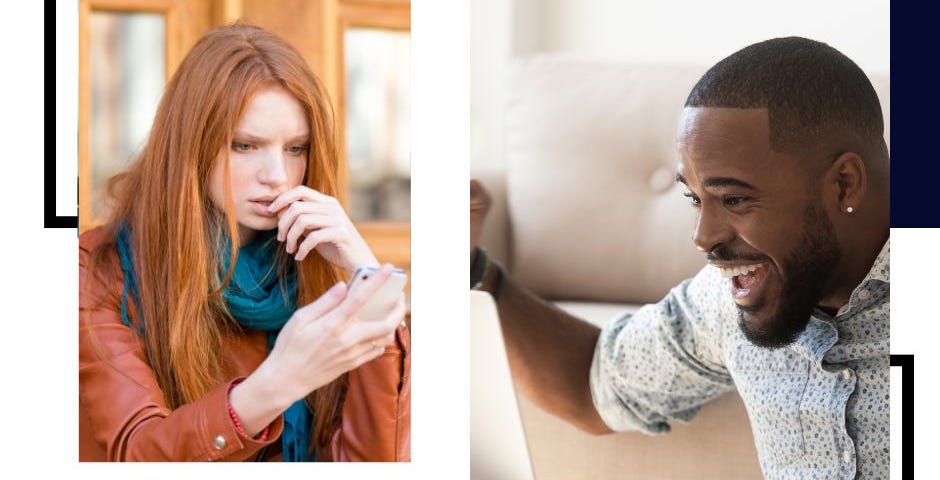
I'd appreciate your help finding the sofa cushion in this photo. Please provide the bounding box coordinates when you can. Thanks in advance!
[505,57,708,303]
[553,301,637,329]
[504,54,890,304]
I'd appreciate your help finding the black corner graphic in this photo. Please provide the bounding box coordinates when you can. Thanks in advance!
[43,166,77,228]
[890,354,913,478]
[46,2,78,230]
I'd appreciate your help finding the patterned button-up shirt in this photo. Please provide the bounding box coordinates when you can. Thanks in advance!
[590,241,889,479]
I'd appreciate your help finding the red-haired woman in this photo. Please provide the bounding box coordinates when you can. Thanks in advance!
[79,24,410,462]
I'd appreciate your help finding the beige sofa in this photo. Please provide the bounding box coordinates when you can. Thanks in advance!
[473,55,890,479]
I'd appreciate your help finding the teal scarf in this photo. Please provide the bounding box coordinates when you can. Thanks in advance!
[116,225,315,461]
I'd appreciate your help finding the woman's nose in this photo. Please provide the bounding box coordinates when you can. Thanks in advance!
[258,150,290,186]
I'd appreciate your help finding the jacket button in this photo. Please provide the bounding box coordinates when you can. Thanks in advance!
[213,435,227,450]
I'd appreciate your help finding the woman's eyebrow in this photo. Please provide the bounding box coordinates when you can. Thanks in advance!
[233,131,310,143]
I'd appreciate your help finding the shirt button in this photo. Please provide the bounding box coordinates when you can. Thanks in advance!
[843,450,852,463]
[842,369,853,380]
[213,435,227,450]
[857,289,871,300]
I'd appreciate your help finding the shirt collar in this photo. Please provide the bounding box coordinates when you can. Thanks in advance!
[863,239,890,285]
[829,239,889,318]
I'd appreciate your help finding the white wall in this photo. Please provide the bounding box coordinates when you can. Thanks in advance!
[471,0,890,170]
[535,0,889,74]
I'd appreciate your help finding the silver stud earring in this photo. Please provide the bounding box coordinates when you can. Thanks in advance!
[846,206,854,213]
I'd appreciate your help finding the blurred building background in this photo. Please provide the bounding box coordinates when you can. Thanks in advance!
[77,0,410,273]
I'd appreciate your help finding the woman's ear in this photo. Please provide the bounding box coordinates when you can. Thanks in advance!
[824,152,868,214]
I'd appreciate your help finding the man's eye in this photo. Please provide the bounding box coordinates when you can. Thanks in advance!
[724,196,748,207]
[232,142,252,152]
[682,191,701,207]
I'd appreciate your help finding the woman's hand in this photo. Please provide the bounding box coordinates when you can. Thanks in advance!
[267,186,378,274]
[230,265,405,436]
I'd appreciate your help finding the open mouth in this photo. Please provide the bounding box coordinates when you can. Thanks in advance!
[715,263,771,305]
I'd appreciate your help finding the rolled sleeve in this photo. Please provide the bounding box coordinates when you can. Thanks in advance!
[589,267,736,434]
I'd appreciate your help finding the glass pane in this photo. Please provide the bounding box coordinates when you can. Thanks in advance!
[345,28,410,222]
[89,11,165,220]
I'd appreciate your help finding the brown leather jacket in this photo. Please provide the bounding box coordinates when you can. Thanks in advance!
[78,227,411,461]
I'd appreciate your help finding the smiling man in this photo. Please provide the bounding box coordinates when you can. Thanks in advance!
[470,37,889,479]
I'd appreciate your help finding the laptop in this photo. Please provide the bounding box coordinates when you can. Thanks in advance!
[470,291,537,480]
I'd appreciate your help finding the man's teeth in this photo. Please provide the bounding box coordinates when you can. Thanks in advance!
[717,264,762,279]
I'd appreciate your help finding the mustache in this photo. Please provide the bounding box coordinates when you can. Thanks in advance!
[706,244,769,263]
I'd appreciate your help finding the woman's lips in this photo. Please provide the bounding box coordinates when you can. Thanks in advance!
[249,200,277,217]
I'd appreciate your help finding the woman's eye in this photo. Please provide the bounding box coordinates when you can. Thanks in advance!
[682,191,701,207]
[232,142,252,152]
[288,145,309,155]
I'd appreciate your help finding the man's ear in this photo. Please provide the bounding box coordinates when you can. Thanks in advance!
[824,152,868,214]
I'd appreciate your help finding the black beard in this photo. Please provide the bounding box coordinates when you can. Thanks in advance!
[737,202,841,349]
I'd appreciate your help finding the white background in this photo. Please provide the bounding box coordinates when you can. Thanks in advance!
[17,0,468,479]
[7,0,924,478]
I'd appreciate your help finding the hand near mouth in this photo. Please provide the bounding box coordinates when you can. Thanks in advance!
[266,186,379,274]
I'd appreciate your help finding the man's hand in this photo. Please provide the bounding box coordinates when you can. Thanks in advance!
[470,179,492,258]
[468,179,609,434]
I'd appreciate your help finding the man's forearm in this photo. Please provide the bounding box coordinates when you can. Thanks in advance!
[493,275,613,434]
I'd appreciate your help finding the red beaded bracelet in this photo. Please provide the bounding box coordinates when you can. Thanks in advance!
[227,379,270,442]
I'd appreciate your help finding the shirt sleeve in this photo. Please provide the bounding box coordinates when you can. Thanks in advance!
[79,239,283,462]
[589,265,736,434]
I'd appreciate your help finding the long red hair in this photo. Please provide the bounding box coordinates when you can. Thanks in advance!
[86,23,346,451]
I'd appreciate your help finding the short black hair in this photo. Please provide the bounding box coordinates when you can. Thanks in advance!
[685,37,885,157]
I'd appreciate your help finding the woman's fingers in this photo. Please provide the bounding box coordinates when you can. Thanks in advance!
[267,186,338,214]
[340,296,406,346]
[336,265,395,319]
[291,281,348,325]
[349,304,405,365]
[267,186,377,273]
[283,212,335,254]
[276,200,336,243]
[293,228,343,261]
[345,339,388,369]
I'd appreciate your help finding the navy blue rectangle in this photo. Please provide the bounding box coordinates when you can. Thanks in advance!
[889,2,939,227]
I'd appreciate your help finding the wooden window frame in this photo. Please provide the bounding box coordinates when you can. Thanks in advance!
[78,0,212,233]
[331,0,411,271]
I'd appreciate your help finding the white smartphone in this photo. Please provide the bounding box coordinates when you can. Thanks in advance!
[348,266,408,321]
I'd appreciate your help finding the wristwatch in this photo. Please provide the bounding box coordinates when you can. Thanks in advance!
[470,246,506,300]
